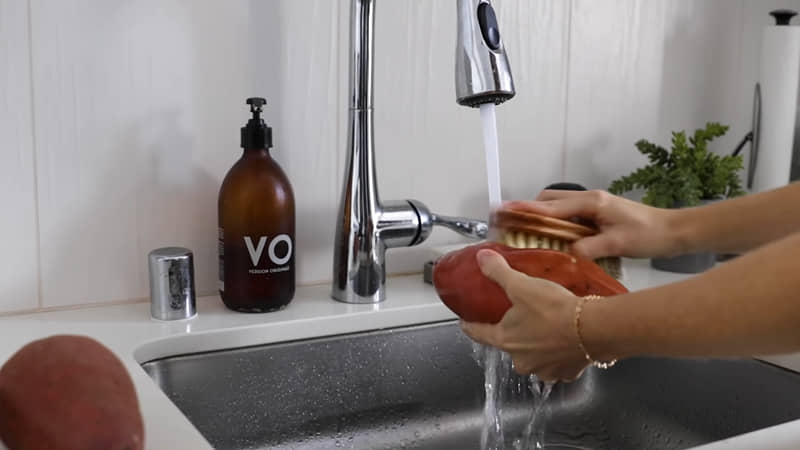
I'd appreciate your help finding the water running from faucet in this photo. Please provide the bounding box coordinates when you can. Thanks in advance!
[477,103,552,449]
[480,103,502,211]
[478,102,506,450]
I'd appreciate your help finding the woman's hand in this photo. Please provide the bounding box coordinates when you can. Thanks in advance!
[502,190,682,260]
[460,249,589,382]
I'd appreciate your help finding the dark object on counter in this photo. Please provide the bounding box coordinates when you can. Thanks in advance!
[0,335,144,450]
[148,247,197,321]
[651,198,719,274]
[218,97,295,313]
[423,260,435,285]
[544,181,587,191]
[771,9,798,25]
[652,252,718,273]
[716,252,740,262]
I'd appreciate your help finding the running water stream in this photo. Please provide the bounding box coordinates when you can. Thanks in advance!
[477,103,553,449]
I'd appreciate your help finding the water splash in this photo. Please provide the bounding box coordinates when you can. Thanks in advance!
[474,344,505,449]
[473,343,555,450]
[515,377,554,450]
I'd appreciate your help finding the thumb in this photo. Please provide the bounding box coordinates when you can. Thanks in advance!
[476,249,522,293]
[571,234,618,260]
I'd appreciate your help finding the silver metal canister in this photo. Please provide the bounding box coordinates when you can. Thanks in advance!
[148,247,197,321]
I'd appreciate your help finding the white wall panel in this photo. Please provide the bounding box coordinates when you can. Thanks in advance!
[29,0,339,306]
[564,0,670,190]
[657,1,746,154]
[249,1,342,285]
[0,0,39,313]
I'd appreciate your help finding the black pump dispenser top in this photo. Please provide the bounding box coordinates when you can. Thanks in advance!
[770,9,797,25]
[241,97,272,149]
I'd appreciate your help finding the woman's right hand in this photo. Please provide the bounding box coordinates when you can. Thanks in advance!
[502,190,683,260]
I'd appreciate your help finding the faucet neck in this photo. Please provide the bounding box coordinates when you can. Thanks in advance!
[348,0,379,208]
[350,0,375,111]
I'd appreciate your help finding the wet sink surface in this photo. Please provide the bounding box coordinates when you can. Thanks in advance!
[141,321,800,449]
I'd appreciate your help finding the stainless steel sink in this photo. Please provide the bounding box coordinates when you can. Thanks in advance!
[141,321,800,449]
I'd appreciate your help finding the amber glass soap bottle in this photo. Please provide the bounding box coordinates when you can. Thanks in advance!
[218,97,295,312]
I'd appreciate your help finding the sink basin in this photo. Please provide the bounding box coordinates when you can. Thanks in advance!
[141,321,800,449]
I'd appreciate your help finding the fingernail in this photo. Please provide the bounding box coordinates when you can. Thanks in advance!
[476,249,493,267]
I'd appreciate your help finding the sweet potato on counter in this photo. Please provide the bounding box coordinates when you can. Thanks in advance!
[0,335,144,450]
[432,242,628,323]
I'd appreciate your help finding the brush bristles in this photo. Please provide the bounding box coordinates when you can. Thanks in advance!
[500,231,623,280]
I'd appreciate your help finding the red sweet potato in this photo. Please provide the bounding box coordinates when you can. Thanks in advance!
[0,335,144,450]
[432,241,628,323]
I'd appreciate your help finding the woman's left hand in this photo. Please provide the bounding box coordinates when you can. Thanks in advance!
[461,249,590,382]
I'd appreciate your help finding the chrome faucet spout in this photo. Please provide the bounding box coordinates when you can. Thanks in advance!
[456,0,515,106]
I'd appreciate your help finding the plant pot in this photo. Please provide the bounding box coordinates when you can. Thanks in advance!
[716,252,739,262]
[651,252,717,274]
[650,198,720,274]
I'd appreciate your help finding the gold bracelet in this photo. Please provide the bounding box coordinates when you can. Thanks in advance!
[574,294,617,369]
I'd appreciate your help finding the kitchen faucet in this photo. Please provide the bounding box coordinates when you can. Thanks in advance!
[331,0,515,303]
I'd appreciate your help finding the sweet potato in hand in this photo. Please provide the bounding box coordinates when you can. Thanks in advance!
[432,241,628,323]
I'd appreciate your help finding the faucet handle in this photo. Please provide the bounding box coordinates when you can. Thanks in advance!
[432,214,488,240]
[406,200,488,241]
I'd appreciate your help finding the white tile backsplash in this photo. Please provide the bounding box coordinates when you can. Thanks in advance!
[29,0,256,307]
[0,0,39,313]
[250,0,343,286]
[564,0,670,190]
[1,0,798,312]
[656,0,748,153]
[494,0,571,198]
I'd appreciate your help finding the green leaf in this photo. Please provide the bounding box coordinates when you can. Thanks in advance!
[608,122,743,207]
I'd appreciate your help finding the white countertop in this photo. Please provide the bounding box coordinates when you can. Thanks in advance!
[0,257,799,449]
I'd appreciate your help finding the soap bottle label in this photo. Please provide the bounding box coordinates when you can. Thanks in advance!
[243,235,293,273]
[219,231,293,287]
[219,230,295,312]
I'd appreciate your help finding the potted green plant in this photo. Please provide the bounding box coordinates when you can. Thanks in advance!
[608,122,745,273]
